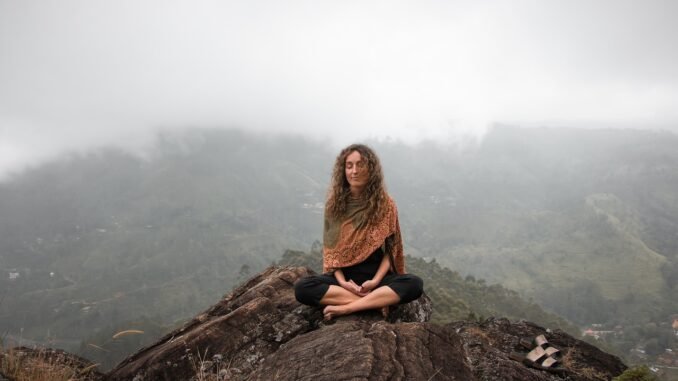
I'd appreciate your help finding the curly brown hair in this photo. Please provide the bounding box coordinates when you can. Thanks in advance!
[325,143,388,224]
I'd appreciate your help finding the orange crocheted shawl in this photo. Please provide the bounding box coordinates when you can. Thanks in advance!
[322,196,405,274]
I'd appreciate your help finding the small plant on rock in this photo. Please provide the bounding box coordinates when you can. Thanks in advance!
[613,365,658,381]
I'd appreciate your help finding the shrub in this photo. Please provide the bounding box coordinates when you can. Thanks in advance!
[613,365,658,381]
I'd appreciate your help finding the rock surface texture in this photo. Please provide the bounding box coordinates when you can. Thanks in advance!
[107,266,626,381]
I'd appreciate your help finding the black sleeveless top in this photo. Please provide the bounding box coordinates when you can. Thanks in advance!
[340,247,390,284]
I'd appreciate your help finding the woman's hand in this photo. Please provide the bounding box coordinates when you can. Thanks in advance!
[359,279,379,294]
[339,279,369,296]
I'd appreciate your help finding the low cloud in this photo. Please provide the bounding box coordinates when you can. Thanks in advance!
[1,0,677,179]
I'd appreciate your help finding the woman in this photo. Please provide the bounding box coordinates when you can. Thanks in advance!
[295,143,423,320]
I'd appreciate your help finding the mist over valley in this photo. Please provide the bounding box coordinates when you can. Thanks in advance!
[1,126,677,368]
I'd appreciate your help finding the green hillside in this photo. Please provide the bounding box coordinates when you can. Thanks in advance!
[381,128,678,327]
[0,130,330,345]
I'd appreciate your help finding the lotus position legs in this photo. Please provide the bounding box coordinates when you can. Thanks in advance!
[318,285,362,305]
[295,271,423,320]
[321,285,400,320]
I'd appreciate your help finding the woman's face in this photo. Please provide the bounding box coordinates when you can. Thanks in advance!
[345,150,369,194]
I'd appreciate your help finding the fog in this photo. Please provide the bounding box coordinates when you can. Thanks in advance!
[2,0,677,179]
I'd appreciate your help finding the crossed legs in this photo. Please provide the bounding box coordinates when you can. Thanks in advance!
[294,273,422,320]
[320,285,400,320]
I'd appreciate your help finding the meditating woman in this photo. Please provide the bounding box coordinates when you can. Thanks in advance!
[295,143,423,320]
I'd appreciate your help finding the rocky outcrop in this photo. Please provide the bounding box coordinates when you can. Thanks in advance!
[107,266,626,381]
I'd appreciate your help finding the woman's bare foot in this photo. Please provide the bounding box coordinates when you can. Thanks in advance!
[323,305,350,320]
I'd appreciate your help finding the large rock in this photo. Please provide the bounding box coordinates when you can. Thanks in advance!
[108,266,626,380]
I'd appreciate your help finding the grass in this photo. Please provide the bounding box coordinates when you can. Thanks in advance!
[561,346,611,381]
[0,344,101,381]
[0,328,235,381]
[188,347,233,381]
[0,338,237,381]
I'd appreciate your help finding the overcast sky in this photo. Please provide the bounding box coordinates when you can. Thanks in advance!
[1,0,677,179]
